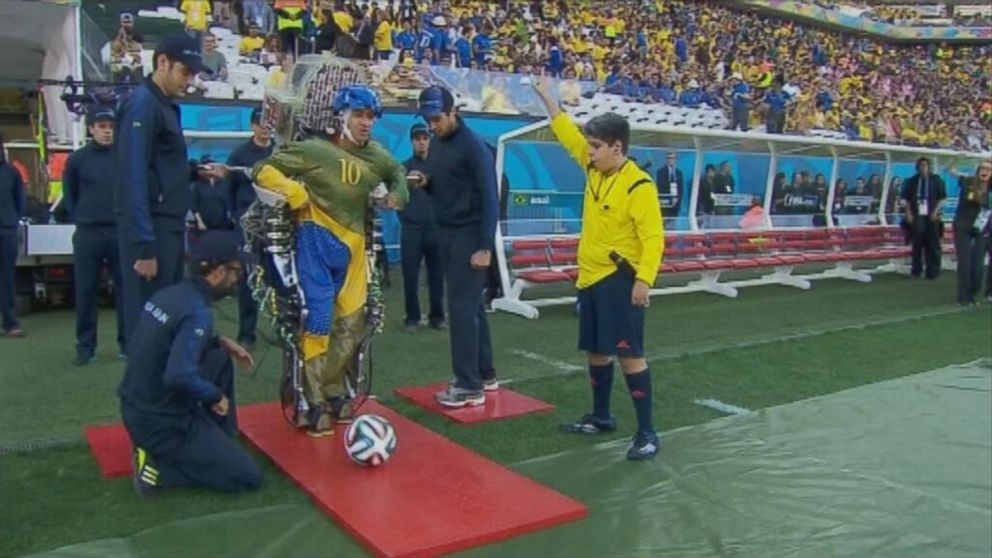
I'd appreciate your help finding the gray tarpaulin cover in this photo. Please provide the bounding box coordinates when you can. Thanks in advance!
[27,361,992,558]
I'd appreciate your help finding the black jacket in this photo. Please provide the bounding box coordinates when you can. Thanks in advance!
[656,165,684,212]
[118,277,224,421]
[422,119,498,249]
[63,142,117,226]
[192,178,233,230]
[952,176,991,233]
[901,172,946,219]
[401,155,436,226]
[0,160,26,233]
[114,76,200,259]
[227,138,274,220]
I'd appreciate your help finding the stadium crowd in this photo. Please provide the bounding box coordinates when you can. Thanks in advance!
[113,0,991,152]
[812,1,992,27]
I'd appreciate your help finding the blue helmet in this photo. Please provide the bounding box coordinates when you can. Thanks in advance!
[332,85,383,118]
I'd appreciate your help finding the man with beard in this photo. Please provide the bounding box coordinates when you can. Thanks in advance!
[118,230,263,496]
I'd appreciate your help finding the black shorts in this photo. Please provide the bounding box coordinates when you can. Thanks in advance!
[577,271,645,357]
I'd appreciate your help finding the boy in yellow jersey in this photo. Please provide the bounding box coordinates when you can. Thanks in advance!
[532,76,663,460]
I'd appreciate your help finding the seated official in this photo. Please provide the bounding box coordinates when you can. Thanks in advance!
[118,231,262,495]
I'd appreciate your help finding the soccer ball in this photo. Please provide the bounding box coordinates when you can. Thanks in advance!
[344,414,397,467]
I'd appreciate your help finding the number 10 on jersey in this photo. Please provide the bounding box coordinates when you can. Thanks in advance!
[339,159,362,186]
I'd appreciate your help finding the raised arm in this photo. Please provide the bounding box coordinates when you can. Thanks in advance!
[533,75,589,167]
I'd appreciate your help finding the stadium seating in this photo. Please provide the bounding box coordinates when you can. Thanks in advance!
[494,225,935,318]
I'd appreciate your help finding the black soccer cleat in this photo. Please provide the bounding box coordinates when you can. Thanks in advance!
[625,430,660,461]
[560,413,617,434]
[132,447,164,496]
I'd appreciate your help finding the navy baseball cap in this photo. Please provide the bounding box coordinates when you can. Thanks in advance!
[250,107,263,124]
[88,106,116,124]
[154,33,211,75]
[189,230,240,266]
[409,122,429,138]
[417,86,454,119]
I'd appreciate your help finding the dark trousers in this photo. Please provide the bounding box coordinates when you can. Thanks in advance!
[121,347,263,493]
[766,111,785,134]
[440,227,494,391]
[729,106,749,131]
[235,225,258,343]
[118,227,186,341]
[73,226,125,354]
[987,238,992,298]
[953,228,988,305]
[279,28,302,56]
[400,224,444,326]
[911,217,942,279]
[0,231,18,331]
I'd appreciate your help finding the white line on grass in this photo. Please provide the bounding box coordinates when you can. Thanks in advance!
[503,306,968,385]
[693,398,755,416]
[505,350,584,383]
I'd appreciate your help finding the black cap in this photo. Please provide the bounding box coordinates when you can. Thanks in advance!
[88,106,116,124]
[417,86,455,119]
[250,107,263,124]
[154,33,211,75]
[409,122,429,138]
[188,231,240,266]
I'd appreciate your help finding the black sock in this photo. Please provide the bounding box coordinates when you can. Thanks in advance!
[624,368,654,434]
[589,362,614,420]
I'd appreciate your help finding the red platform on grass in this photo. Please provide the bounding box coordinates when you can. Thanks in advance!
[393,382,555,424]
[84,423,133,478]
[238,401,586,558]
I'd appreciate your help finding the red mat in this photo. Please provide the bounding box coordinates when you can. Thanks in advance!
[84,423,133,479]
[239,401,586,558]
[393,382,555,424]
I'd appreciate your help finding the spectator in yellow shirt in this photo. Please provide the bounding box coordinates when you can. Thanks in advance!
[333,5,353,34]
[181,0,211,42]
[373,9,393,60]
[239,23,265,55]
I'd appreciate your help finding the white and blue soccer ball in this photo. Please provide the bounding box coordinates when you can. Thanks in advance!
[344,414,397,467]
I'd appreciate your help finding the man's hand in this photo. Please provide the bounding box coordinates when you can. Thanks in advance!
[632,280,651,307]
[211,394,230,416]
[198,163,230,180]
[531,72,561,117]
[406,171,428,188]
[532,73,552,98]
[470,249,491,270]
[134,258,158,281]
[219,336,255,371]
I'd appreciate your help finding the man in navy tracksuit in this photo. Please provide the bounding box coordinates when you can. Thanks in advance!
[119,230,262,495]
[226,107,273,349]
[115,33,228,341]
[64,107,126,364]
[0,136,26,338]
[400,122,444,332]
[409,86,498,408]
[191,157,234,235]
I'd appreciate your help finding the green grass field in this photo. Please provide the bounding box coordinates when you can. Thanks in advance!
[1,272,990,557]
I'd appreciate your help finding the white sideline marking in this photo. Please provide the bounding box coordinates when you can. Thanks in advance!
[647,307,964,364]
[693,398,754,416]
[509,350,584,372]
[505,307,967,386]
